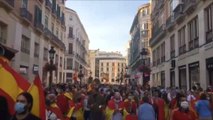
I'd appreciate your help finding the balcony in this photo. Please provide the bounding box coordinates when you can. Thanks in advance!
[61,17,65,29]
[179,44,186,55]
[34,21,43,33]
[174,3,185,24]
[149,24,166,47]
[206,30,213,43]
[52,9,57,17]
[0,0,14,11]
[157,59,161,65]
[183,0,197,15]
[166,16,175,31]
[45,0,52,10]
[44,28,52,39]
[0,37,6,44]
[51,34,65,50]
[161,56,165,63]
[20,8,32,24]
[170,50,175,58]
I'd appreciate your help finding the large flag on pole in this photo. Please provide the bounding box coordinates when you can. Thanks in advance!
[0,59,30,114]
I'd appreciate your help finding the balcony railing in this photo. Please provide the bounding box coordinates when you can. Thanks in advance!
[194,37,199,48]
[206,30,213,43]
[51,34,65,49]
[0,37,6,44]
[174,3,184,23]
[157,59,161,65]
[52,9,57,17]
[166,15,175,30]
[21,47,30,54]
[179,44,186,55]
[170,50,175,58]
[34,53,39,58]
[45,0,52,10]
[161,56,165,63]
[20,8,32,24]
[0,0,14,10]
[34,21,44,33]
[150,24,166,46]
[183,0,197,14]
[44,28,52,39]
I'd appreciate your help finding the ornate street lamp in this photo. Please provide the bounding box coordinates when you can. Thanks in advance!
[48,46,55,88]
[140,48,150,87]
[78,65,84,86]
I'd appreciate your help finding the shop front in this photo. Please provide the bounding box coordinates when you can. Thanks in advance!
[206,57,213,86]
[179,65,187,89]
[170,69,175,87]
[188,62,200,89]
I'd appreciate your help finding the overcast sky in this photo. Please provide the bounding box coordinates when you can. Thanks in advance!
[66,0,149,55]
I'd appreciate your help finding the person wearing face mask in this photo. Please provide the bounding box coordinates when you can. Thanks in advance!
[11,92,40,120]
[171,95,197,120]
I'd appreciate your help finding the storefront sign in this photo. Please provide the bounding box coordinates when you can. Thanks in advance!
[33,65,39,74]
[189,62,199,68]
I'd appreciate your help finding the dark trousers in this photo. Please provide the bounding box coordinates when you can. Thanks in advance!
[71,117,76,120]
[84,110,91,120]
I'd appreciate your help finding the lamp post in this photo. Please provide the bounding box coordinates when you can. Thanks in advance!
[140,48,150,87]
[125,66,129,84]
[78,65,84,86]
[49,46,55,88]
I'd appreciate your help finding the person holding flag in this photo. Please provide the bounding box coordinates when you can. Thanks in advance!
[11,92,40,120]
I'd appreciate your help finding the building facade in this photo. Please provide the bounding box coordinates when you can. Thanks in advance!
[129,3,152,85]
[89,50,126,84]
[0,0,66,86]
[150,0,213,89]
[64,7,90,84]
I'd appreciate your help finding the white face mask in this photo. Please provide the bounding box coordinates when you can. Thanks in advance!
[181,101,189,109]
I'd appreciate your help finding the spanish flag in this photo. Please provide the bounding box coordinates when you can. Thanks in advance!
[28,75,46,120]
[0,59,30,114]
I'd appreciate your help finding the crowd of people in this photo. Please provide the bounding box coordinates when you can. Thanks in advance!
[1,81,213,120]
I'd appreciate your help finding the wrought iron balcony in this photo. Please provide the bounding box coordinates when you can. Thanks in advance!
[170,50,175,59]
[206,30,213,43]
[174,3,184,24]
[51,34,65,50]
[150,24,166,47]
[34,21,44,33]
[179,44,186,55]
[52,9,57,17]
[45,0,52,10]
[183,0,197,15]
[20,8,32,24]
[166,15,175,31]
[0,0,14,11]
[161,56,165,63]
[44,28,52,39]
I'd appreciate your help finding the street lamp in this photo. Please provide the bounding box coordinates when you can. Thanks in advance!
[78,65,84,86]
[140,48,150,88]
[49,46,55,88]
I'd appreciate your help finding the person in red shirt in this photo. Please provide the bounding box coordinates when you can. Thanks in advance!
[152,90,165,120]
[172,94,197,120]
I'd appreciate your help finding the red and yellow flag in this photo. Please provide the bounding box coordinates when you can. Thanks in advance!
[0,59,30,114]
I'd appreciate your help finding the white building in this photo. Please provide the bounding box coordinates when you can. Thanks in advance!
[0,0,66,86]
[150,0,213,89]
[89,50,126,84]
[64,7,90,84]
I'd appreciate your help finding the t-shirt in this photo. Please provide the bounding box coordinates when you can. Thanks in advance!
[172,109,196,120]
[11,113,40,120]
[195,100,212,118]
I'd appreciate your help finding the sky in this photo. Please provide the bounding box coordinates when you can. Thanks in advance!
[66,0,149,56]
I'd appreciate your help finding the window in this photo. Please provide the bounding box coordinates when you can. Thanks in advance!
[170,34,175,58]
[161,42,165,63]
[157,47,161,65]
[68,27,74,38]
[69,15,72,21]
[112,62,115,66]
[34,6,42,24]
[205,4,213,43]
[67,58,73,70]
[189,62,200,89]
[153,50,156,66]
[55,54,58,65]
[188,17,199,50]
[43,47,48,60]
[56,27,59,37]
[51,23,54,33]
[68,43,73,54]
[143,39,149,48]
[179,66,187,89]
[45,15,48,28]
[107,63,109,66]
[142,23,148,30]
[0,22,7,44]
[101,63,103,67]
[34,43,39,58]
[21,35,30,54]
[61,32,63,41]
[178,26,186,55]
[22,0,28,9]
[60,57,62,67]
